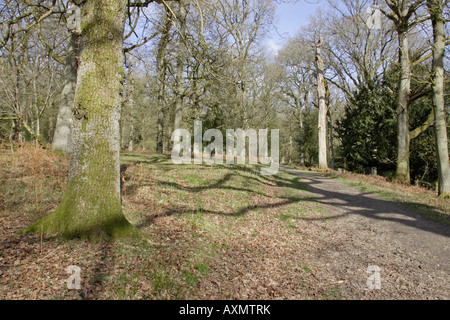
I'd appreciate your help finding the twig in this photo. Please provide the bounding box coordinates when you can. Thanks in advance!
[40,224,43,255]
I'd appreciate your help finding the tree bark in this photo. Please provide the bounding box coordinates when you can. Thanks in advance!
[299,94,305,166]
[315,38,328,170]
[395,29,411,184]
[156,6,172,153]
[173,0,187,154]
[428,0,450,196]
[327,109,334,170]
[127,79,135,152]
[52,33,78,156]
[26,0,137,241]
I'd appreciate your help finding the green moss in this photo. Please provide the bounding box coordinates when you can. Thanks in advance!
[23,194,141,242]
[24,2,138,242]
[53,149,65,158]
[23,102,140,242]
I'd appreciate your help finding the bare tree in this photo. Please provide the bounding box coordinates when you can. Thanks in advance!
[156,5,172,153]
[0,6,62,146]
[315,37,328,170]
[51,31,78,155]
[174,0,187,128]
[380,0,429,184]
[275,35,315,165]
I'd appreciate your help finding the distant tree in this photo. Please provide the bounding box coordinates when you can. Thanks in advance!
[315,37,328,170]
[52,30,78,156]
[155,5,172,153]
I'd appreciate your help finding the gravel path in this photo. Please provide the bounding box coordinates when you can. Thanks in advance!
[282,166,450,299]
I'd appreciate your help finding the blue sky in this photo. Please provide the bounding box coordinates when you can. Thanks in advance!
[265,0,326,55]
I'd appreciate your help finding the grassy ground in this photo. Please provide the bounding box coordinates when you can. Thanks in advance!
[0,145,334,299]
[1,145,448,300]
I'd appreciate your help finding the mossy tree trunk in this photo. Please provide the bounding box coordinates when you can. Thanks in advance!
[173,0,187,153]
[156,5,172,154]
[26,0,137,241]
[382,0,428,185]
[395,28,411,184]
[428,0,450,196]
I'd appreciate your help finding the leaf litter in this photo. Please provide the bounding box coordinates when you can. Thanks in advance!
[0,146,448,299]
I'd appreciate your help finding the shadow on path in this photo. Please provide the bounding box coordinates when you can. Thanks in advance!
[280,165,450,239]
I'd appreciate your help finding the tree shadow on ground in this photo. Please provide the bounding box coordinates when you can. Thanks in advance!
[122,162,316,229]
[279,166,450,239]
[123,157,450,238]
[122,163,277,200]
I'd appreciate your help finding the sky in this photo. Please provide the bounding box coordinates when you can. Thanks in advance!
[265,0,326,55]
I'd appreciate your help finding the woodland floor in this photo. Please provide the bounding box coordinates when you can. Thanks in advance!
[0,145,449,300]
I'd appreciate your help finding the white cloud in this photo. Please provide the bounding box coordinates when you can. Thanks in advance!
[265,39,281,56]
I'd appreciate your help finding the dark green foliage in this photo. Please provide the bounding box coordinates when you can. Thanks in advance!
[299,107,319,167]
[336,81,397,174]
[409,96,437,185]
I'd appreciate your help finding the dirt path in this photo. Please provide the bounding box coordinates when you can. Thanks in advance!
[281,166,450,299]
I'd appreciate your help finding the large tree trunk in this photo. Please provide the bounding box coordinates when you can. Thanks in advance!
[52,33,78,155]
[428,0,450,196]
[315,38,328,170]
[395,29,411,184]
[26,0,137,241]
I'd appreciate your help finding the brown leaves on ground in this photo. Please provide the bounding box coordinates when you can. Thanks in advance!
[0,146,330,299]
[1,146,448,300]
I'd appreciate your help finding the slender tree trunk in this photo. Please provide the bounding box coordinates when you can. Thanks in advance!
[296,98,305,166]
[428,0,450,196]
[325,79,334,169]
[173,0,186,153]
[239,72,248,129]
[127,79,135,152]
[288,134,293,164]
[48,117,53,142]
[9,118,19,144]
[315,38,328,170]
[156,6,172,153]
[157,108,164,153]
[327,109,334,170]
[26,0,137,241]
[52,33,78,155]
[299,93,306,166]
[395,29,411,184]
[166,123,173,152]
